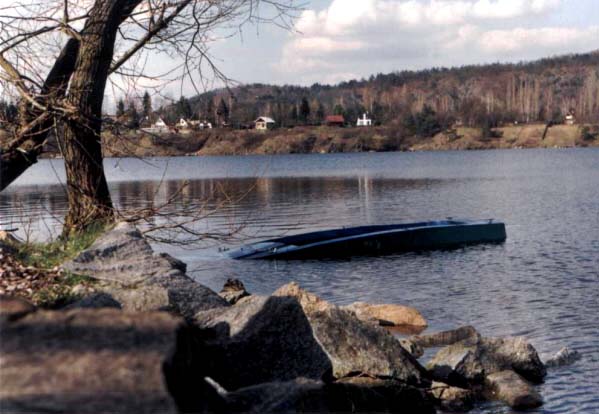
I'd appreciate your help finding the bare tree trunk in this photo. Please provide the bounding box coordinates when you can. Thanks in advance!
[60,0,143,235]
[60,1,126,234]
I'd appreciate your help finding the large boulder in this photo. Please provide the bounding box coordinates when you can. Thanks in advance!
[63,222,228,319]
[274,283,427,383]
[485,370,543,410]
[0,307,220,413]
[195,283,427,391]
[478,337,546,383]
[427,336,546,387]
[343,301,427,328]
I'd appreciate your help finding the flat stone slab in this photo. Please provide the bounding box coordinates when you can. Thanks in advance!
[0,307,201,413]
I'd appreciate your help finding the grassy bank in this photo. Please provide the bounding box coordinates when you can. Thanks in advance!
[100,123,599,157]
[0,226,104,308]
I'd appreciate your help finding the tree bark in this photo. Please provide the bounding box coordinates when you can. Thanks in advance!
[60,0,142,235]
[60,0,130,234]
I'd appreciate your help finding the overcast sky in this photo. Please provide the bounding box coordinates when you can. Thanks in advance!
[205,0,599,88]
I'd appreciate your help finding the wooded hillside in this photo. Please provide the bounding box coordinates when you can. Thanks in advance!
[160,51,599,129]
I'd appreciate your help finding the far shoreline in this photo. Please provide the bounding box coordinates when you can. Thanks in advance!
[31,122,597,160]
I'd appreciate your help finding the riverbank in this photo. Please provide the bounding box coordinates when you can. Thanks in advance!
[102,123,599,157]
[0,222,581,413]
[3,123,596,161]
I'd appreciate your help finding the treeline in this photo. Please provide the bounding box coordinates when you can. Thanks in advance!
[154,50,599,135]
[0,100,18,128]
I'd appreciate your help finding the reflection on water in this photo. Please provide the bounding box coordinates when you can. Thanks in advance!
[1,149,598,414]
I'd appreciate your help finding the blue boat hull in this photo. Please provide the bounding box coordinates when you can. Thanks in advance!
[229,220,506,260]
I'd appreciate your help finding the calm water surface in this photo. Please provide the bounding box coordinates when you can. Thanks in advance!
[2,149,598,413]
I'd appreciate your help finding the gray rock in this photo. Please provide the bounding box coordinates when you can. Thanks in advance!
[544,347,581,368]
[426,342,485,387]
[225,377,435,413]
[478,337,546,384]
[0,307,220,413]
[427,336,546,387]
[63,222,228,319]
[485,370,543,410]
[195,283,427,390]
[430,381,475,412]
[195,295,335,390]
[219,278,251,304]
[411,325,480,348]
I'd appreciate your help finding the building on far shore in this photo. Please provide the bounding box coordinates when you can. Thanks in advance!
[356,113,372,127]
[326,115,345,127]
[565,112,576,125]
[176,118,190,129]
[254,116,276,130]
[141,117,171,134]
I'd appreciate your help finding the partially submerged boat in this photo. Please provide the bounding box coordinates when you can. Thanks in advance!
[229,219,507,260]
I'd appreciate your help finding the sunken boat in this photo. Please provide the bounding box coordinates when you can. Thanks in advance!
[229,219,506,260]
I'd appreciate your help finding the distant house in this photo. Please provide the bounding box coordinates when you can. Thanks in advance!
[176,118,190,129]
[326,115,345,127]
[356,113,372,127]
[565,112,576,125]
[141,117,170,134]
[254,116,276,130]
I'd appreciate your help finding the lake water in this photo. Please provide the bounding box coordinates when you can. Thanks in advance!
[1,149,598,413]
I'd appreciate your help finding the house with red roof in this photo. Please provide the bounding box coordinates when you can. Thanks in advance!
[325,115,345,127]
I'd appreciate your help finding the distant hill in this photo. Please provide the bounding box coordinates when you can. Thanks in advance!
[160,51,599,128]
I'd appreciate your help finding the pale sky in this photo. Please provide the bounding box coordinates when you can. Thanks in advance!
[204,0,599,87]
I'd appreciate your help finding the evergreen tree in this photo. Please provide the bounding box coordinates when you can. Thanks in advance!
[216,98,229,125]
[206,98,215,124]
[176,96,192,119]
[142,91,152,118]
[288,105,298,125]
[333,104,344,116]
[299,97,310,124]
[315,103,326,124]
[371,101,384,124]
[116,98,125,118]
[127,100,140,128]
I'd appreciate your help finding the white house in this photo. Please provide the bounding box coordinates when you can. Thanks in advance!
[141,117,170,134]
[356,113,372,127]
[176,118,190,129]
[254,116,276,130]
[565,112,576,125]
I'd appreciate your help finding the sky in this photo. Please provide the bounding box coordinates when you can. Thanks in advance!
[204,0,599,88]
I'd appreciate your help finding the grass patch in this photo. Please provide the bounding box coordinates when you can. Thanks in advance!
[1,223,108,308]
[32,271,95,309]
[15,222,106,269]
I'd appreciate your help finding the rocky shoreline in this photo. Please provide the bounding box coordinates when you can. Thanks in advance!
[0,223,580,413]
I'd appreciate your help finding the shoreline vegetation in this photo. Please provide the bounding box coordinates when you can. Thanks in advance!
[0,223,580,413]
[25,123,599,159]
